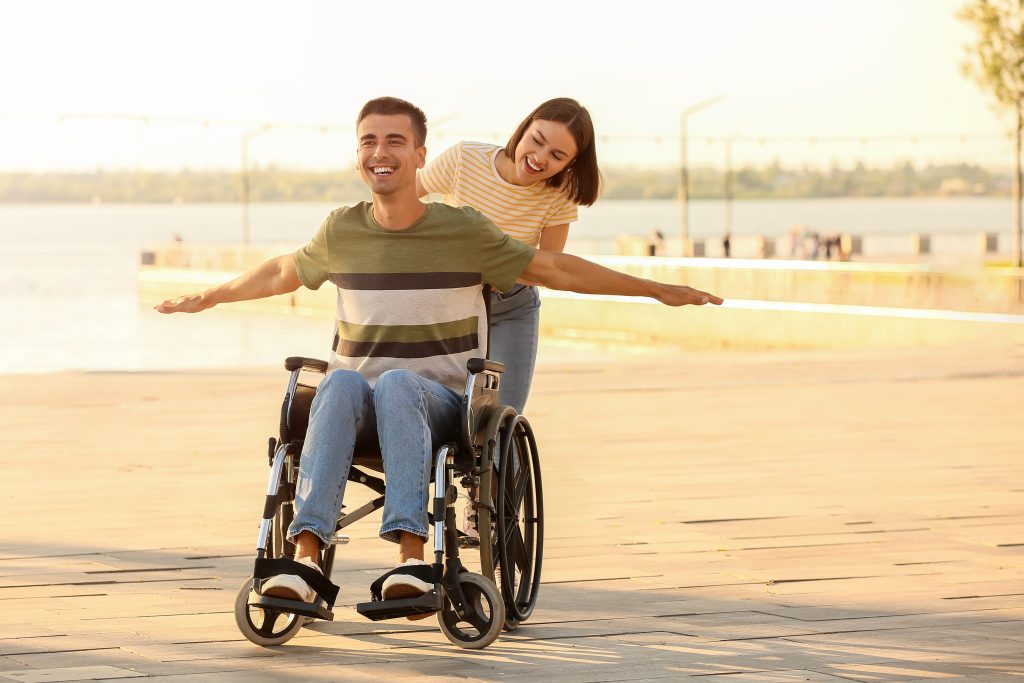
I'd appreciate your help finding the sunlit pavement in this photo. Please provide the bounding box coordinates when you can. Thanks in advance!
[1,341,1022,681]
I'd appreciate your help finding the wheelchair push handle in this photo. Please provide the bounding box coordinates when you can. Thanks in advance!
[467,358,504,375]
[284,357,328,373]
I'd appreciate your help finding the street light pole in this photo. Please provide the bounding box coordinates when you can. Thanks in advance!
[679,96,724,256]
[1014,103,1022,269]
[724,136,734,238]
[240,125,272,245]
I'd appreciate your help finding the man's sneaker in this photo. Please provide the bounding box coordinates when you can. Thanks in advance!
[259,556,320,603]
[381,558,433,600]
[381,558,436,620]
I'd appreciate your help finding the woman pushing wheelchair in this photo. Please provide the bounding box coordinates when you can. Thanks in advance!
[419,97,607,546]
[157,96,721,648]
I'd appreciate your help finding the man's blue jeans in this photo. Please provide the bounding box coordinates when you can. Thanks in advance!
[287,368,461,546]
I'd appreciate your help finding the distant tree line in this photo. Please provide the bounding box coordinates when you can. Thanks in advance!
[601,161,1010,199]
[0,161,1013,203]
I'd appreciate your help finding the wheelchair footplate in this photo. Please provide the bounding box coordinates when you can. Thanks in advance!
[251,557,340,622]
[250,594,335,621]
[355,562,443,621]
[355,589,443,621]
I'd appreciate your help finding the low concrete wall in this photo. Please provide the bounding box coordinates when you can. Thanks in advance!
[139,254,1024,350]
[538,292,1024,349]
[590,255,1024,314]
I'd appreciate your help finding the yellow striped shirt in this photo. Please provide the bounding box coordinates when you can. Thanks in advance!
[419,141,578,247]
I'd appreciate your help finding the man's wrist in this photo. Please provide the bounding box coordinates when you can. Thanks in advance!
[644,279,664,300]
[198,290,215,310]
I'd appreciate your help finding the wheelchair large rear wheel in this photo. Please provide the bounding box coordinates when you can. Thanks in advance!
[494,413,543,625]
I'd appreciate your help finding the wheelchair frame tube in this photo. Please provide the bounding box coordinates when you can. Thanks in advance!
[433,445,454,561]
[284,369,301,413]
[257,443,290,555]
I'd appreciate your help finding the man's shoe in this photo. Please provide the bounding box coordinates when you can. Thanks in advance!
[259,556,320,603]
[381,558,433,599]
[381,558,435,620]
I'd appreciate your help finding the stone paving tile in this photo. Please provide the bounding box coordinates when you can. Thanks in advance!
[0,666,147,682]
[785,629,1024,667]
[2,650,155,676]
[0,658,30,674]
[608,631,896,673]
[820,659,1015,681]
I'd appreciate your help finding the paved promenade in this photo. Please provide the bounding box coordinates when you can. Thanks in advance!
[1,342,1022,681]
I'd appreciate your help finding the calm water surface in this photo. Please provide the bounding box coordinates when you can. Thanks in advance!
[1,198,1018,373]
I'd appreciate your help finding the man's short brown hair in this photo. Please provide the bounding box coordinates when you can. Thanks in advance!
[357,97,428,147]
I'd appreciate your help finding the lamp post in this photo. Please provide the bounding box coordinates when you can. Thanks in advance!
[679,96,724,256]
[240,125,272,245]
[724,136,734,239]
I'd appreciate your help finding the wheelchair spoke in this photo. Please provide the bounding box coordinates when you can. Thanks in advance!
[502,526,517,562]
[501,534,519,588]
[501,497,515,522]
[254,608,282,636]
[464,594,491,633]
[510,527,528,572]
[512,465,529,509]
[502,484,518,519]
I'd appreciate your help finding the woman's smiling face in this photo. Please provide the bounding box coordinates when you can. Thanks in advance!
[509,119,578,185]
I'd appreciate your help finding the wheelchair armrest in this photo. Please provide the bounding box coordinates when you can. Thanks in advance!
[285,357,328,373]
[467,358,505,374]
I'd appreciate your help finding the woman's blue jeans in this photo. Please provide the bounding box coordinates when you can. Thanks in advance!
[287,368,461,546]
[488,284,540,414]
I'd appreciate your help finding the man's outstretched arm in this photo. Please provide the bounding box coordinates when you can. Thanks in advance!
[155,254,302,314]
[520,250,724,307]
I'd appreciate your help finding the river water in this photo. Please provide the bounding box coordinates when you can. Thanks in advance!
[1,197,1018,373]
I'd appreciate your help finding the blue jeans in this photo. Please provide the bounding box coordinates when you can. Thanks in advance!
[489,284,540,414]
[287,368,461,546]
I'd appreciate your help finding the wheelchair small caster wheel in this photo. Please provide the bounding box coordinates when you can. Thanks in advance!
[234,577,305,646]
[437,572,505,649]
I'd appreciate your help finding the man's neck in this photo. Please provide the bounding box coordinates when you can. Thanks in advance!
[370,191,427,230]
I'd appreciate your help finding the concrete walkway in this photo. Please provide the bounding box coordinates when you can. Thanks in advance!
[1,342,1022,681]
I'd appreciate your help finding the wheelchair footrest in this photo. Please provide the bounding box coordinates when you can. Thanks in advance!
[250,594,334,621]
[355,589,443,621]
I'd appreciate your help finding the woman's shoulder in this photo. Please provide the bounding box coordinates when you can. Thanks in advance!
[456,140,500,161]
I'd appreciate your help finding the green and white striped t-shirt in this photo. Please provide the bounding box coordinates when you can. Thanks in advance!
[293,202,535,391]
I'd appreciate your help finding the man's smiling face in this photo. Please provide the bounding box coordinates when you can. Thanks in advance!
[356,113,425,196]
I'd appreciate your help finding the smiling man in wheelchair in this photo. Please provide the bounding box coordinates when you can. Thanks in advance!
[157,96,722,648]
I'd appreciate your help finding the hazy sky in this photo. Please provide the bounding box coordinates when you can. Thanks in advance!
[0,0,1016,171]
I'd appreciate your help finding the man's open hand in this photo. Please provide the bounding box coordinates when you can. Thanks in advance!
[652,283,724,307]
[154,293,208,314]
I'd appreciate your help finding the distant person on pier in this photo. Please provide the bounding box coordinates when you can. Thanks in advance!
[788,225,804,258]
[722,232,731,258]
[808,231,821,260]
[648,229,665,256]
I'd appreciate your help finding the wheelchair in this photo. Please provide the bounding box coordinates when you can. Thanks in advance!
[233,355,544,649]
